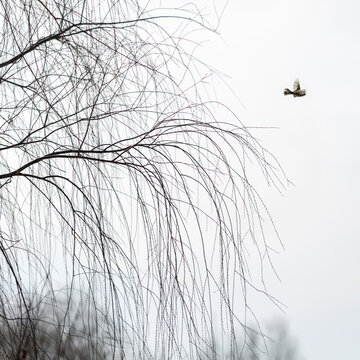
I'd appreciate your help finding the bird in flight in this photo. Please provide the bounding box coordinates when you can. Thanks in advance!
[284,79,306,97]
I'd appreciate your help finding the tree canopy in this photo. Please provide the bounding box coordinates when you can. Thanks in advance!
[0,1,286,358]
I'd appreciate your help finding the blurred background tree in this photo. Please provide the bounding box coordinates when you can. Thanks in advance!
[200,319,306,360]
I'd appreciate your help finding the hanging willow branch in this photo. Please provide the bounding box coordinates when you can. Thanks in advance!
[0,1,287,359]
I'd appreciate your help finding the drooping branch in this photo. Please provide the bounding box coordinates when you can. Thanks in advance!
[0,1,287,358]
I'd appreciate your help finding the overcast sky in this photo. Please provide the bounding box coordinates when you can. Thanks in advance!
[4,1,360,358]
[198,1,360,359]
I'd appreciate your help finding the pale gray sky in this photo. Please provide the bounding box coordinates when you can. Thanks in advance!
[4,2,359,358]
[200,1,360,359]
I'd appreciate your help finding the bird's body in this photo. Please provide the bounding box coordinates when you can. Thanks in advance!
[284,79,306,97]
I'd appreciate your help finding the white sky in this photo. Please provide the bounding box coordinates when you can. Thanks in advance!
[4,1,359,358]
[198,1,360,359]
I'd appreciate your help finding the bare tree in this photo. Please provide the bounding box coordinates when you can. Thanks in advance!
[0,1,287,358]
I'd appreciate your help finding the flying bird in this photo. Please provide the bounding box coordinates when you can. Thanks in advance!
[284,79,306,97]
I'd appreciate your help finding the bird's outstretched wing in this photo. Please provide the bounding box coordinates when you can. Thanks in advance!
[293,79,300,92]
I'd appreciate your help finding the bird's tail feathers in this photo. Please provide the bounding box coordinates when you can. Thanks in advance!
[284,88,293,95]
